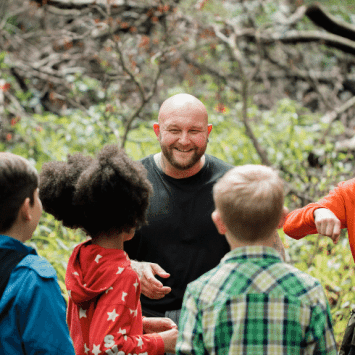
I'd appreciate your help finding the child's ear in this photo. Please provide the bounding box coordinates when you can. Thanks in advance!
[212,210,227,235]
[277,206,290,229]
[19,197,32,222]
[123,227,136,242]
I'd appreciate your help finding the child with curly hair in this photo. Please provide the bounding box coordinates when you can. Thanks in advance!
[39,145,177,355]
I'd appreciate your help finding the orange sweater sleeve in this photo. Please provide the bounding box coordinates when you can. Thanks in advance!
[283,180,351,239]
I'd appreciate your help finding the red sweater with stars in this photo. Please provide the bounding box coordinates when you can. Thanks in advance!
[283,178,355,262]
[65,240,165,355]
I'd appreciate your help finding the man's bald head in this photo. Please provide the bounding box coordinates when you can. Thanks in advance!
[158,94,208,124]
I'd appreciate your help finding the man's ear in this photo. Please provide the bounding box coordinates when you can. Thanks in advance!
[153,123,160,139]
[207,124,212,135]
[212,210,227,235]
[19,197,32,222]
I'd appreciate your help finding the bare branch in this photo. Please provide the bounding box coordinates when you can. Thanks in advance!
[182,54,240,92]
[211,26,355,56]
[306,3,355,42]
[322,96,355,124]
[114,40,146,102]
[120,64,162,148]
[263,30,355,56]
[279,5,307,26]
[240,80,272,166]
[321,96,355,145]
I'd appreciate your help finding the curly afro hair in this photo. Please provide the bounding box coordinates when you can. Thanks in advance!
[39,145,152,237]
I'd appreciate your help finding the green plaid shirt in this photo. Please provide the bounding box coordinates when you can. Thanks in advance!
[176,246,337,355]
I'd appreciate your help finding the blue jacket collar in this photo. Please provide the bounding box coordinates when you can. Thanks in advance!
[0,235,36,255]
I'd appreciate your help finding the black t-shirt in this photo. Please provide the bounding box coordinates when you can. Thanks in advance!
[125,154,232,313]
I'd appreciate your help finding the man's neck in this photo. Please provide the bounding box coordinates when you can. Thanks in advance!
[154,153,205,179]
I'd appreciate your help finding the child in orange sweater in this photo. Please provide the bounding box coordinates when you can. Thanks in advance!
[283,178,355,260]
[39,145,177,355]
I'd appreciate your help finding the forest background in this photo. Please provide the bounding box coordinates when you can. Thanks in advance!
[1,0,355,347]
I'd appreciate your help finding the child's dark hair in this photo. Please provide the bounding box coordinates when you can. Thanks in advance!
[0,153,39,233]
[39,145,152,237]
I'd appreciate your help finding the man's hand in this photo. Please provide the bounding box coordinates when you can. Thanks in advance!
[130,260,171,299]
[314,208,341,244]
[143,317,177,334]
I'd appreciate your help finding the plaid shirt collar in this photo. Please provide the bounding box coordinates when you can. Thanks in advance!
[221,245,283,264]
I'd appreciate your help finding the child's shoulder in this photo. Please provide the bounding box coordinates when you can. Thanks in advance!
[16,254,57,279]
[185,264,222,297]
[271,262,327,306]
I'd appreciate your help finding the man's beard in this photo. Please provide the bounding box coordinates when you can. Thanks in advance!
[160,144,206,171]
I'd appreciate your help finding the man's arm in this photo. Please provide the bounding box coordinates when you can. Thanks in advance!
[130,260,171,299]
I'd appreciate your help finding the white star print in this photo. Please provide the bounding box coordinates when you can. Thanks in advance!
[137,337,143,348]
[104,334,115,348]
[95,254,102,263]
[118,328,127,341]
[133,280,139,291]
[67,290,71,298]
[106,286,114,294]
[79,307,87,319]
[84,343,90,354]
[92,344,101,355]
[116,267,124,274]
[106,345,122,355]
[73,271,79,276]
[122,292,127,302]
[107,309,119,321]
[129,308,137,317]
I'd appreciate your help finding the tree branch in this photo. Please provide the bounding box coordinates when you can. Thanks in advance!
[114,40,146,102]
[120,64,162,148]
[306,3,355,42]
[322,96,355,144]
[263,30,355,56]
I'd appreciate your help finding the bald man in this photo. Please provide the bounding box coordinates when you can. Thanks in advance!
[125,94,286,334]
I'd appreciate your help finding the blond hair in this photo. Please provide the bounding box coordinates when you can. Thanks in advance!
[213,165,284,242]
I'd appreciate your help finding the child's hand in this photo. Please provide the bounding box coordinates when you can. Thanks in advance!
[143,317,177,334]
[131,260,171,299]
[159,328,178,354]
[314,208,341,244]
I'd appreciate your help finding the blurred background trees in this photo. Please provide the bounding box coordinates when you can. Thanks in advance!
[1,0,355,345]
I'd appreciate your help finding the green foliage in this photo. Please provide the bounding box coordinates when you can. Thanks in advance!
[27,213,86,302]
[281,230,354,347]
